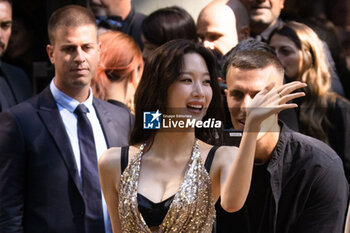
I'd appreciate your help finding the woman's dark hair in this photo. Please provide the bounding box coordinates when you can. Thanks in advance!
[130,39,224,146]
[141,6,198,46]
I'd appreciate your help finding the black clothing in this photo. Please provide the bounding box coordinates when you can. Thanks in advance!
[312,95,350,182]
[107,99,129,111]
[120,146,218,227]
[137,193,175,227]
[251,19,284,42]
[121,8,145,50]
[246,163,271,233]
[0,73,16,108]
[292,94,350,182]
[0,62,32,111]
[216,122,349,233]
[325,96,350,181]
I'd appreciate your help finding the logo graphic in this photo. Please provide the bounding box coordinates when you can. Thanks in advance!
[143,110,162,129]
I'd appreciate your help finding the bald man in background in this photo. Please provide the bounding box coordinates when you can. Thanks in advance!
[197,0,249,56]
[197,0,249,79]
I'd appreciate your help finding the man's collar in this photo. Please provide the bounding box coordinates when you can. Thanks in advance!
[260,18,284,41]
[50,79,94,113]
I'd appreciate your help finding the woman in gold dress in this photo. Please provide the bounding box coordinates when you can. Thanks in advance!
[99,39,306,233]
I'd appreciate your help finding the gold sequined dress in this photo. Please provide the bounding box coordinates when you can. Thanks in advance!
[118,141,216,233]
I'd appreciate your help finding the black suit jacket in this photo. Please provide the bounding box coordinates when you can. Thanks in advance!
[0,62,32,111]
[0,87,132,233]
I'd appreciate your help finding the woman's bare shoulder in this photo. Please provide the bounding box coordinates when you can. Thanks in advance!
[99,147,122,172]
[99,144,143,168]
[213,146,239,164]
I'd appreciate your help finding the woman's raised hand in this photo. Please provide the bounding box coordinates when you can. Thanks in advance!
[245,81,307,132]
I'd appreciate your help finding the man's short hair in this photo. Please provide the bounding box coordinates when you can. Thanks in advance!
[0,0,12,11]
[223,38,283,79]
[0,0,12,7]
[48,5,96,44]
[225,49,285,79]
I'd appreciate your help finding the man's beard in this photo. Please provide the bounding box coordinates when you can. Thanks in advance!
[0,41,6,57]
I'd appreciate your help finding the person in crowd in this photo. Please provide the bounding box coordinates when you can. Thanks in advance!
[197,0,249,57]
[99,0,145,50]
[269,21,350,181]
[222,38,300,131]
[248,0,345,96]
[197,0,250,80]
[341,36,350,99]
[0,0,32,111]
[89,0,110,35]
[91,30,143,114]
[248,0,285,41]
[215,42,349,233]
[98,39,306,232]
[300,18,347,97]
[282,0,350,34]
[141,6,197,60]
[90,0,107,17]
[0,5,132,233]
[196,0,250,126]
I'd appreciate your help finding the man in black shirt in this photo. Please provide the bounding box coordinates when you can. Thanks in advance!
[218,47,349,233]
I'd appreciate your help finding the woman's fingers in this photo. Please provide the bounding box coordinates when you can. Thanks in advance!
[249,81,306,117]
[280,92,305,104]
[274,103,299,113]
[276,81,307,98]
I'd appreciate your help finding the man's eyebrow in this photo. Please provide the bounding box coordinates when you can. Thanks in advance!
[180,71,210,77]
[0,20,12,25]
[229,89,240,95]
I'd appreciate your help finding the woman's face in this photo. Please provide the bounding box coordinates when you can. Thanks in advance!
[269,34,303,80]
[166,52,213,120]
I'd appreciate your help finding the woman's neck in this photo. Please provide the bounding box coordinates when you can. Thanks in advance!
[149,130,197,159]
[106,81,128,104]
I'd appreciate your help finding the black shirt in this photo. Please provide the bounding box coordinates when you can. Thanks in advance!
[121,8,145,50]
[246,163,270,233]
[215,122,348,233]
[0,72,16,111]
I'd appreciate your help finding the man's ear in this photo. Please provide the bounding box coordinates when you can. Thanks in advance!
[224,88,228,97]
[46,44,55,64]
[97,42,101,62]
[238,26,250,41]
[280,0,285,8]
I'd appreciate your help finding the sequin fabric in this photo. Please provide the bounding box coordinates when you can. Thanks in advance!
[118,140,216,233]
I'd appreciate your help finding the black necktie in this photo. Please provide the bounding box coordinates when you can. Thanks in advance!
[75,104,105,232]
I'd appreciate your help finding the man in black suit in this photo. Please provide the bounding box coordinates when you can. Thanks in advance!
[0,5,132,233]
[0,0,32,111]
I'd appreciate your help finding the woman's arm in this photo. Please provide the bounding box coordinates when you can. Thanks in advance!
[99,147,123,233]
[219,81,307,212]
